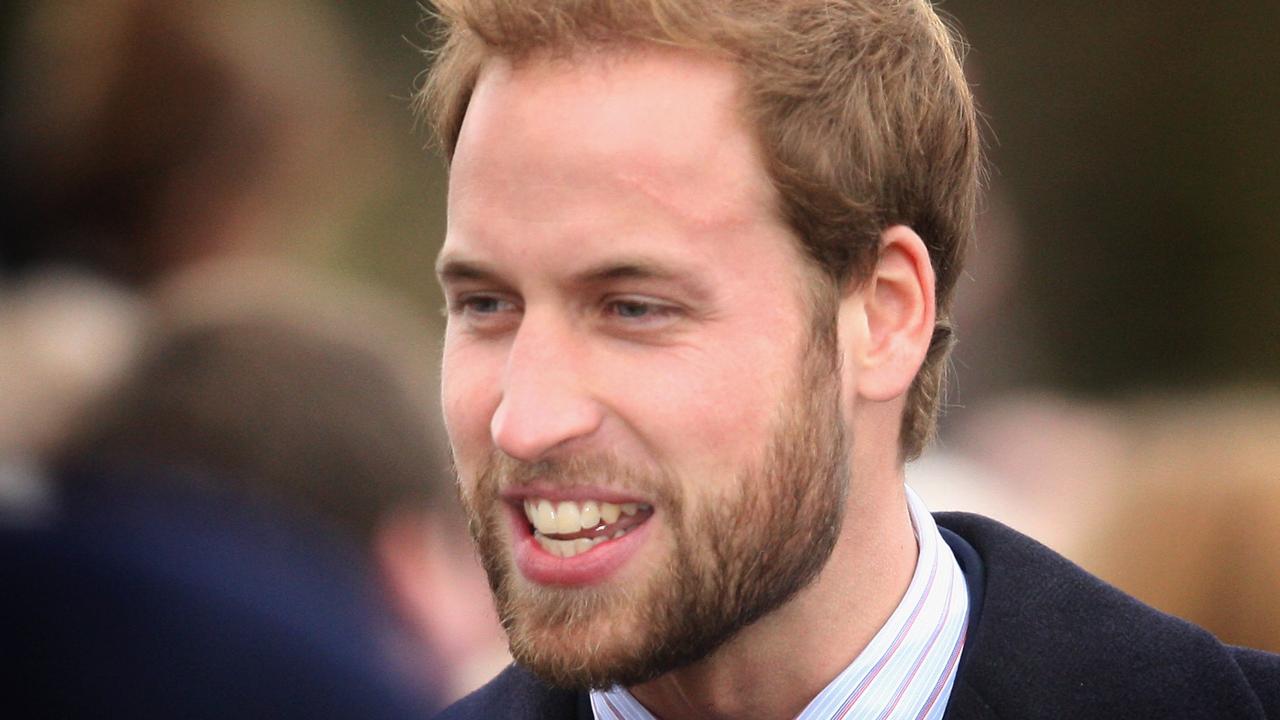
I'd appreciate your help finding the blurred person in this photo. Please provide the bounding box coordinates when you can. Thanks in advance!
[2,0,380,283]
[0,307,442,707]
[417,2,1280,719]
[3,460,440,718]
[7,257,509,707]
[0,270,144,523]
[1,260,515,714]
[150,258,512,701]
[914,392,1130,558]
[0,0,504,708]
[1077,393,1280,655]
[0,0,389,475]
[919,390,1280,655]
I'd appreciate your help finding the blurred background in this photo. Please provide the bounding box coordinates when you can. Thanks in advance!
[0,0,1276,707]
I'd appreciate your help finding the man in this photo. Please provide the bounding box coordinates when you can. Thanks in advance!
[421,1,1280,718]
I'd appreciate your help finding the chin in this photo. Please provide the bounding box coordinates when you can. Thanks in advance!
[503,586,667,690]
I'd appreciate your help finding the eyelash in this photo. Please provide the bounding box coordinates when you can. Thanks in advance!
[603,298,681,323]
[448,294,682,328]
[453,295,516,316]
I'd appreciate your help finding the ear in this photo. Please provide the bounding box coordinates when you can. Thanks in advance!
[374,510,504,662]
[840,225,936,402]
[375,510,441,645]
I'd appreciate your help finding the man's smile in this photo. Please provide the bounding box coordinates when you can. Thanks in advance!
[500,485,660,587]
[523,499,655,557]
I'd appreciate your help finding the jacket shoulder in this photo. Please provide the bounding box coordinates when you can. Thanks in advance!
[434,664,581,720]
[936,512,1280,719]
[1235,646,1280,716]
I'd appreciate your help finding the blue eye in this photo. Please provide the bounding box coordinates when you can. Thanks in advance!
[604,298,682,328]
[449,295,520,332]
[612,301,652,318]
[465,296,506,314]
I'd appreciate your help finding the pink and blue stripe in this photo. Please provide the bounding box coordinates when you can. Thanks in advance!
[591,485,969,720]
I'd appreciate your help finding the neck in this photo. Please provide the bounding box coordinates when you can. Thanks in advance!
[628,469,918,720]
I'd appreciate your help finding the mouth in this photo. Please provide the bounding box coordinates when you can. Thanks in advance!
[503,490,658,586]
[522,498,655,558]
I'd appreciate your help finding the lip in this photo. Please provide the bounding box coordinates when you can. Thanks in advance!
[505,498,655,587]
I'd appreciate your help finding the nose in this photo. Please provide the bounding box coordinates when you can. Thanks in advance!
[489,315,603,463]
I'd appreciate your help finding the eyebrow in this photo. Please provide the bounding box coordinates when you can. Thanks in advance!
[435,256,502,284]
[573,260,682,285]
[436,254,713,301]
[576,258,715,304]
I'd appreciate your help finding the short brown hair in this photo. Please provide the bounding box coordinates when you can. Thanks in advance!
[56,277,451,548]
[417,0,980,459]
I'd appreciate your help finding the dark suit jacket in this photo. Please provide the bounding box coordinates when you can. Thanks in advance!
[436,513,1280,719]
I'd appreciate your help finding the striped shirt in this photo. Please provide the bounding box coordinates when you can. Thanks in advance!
[591,485,968,720]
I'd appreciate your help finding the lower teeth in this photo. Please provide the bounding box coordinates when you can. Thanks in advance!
[535,527,630,557]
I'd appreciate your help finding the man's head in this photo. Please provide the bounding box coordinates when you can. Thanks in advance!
[424,0,977,691]
[423,0,979,458]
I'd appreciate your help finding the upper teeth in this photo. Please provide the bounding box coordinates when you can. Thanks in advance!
[523,499,643,536]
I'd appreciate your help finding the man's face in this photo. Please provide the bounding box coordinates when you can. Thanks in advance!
[438,48,850,688]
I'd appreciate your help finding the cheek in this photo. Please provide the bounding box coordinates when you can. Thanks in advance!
[602,337,794,476]
[440,338,501,471]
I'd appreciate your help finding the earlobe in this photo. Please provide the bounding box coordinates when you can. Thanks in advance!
[850,225,937,402]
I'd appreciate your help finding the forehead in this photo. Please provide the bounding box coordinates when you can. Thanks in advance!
[445,46,786,249]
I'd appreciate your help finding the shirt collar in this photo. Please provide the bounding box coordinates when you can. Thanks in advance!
[591,485,968,720]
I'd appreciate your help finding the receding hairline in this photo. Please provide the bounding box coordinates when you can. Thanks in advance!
[446,44,797,243]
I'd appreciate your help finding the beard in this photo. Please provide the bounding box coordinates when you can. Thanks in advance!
[458,326,848,690]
